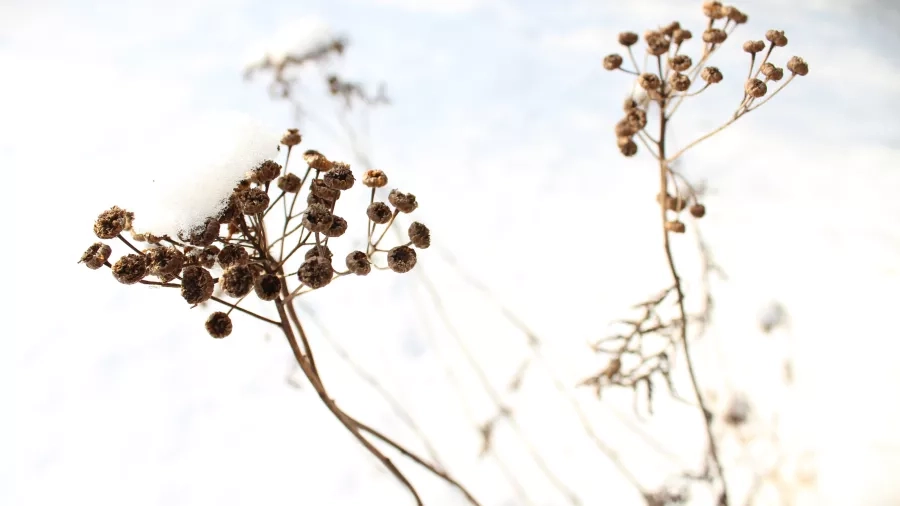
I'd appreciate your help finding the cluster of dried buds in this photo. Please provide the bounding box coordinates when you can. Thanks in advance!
[79,128,430,338]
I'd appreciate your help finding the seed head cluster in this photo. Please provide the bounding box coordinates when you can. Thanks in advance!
[81,128,430,338]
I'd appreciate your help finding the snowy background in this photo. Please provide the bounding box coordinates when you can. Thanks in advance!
[5,0,900,504]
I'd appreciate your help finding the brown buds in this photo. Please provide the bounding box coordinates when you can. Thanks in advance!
[387,246,417,273]
[94,206,129,239]
[303,149,332,171]
[765,29,788,47]
[220,264,255,298]
[745,78,767,98]
[760,63,784,81]
[669,54,692,72]
[672,29,692,44]
[603,54,624,71]
[618,137,638,157]
[323,162,355,190]
[346,251,372,276]
[80,243,111,270]
[236,188,270,215]
[690,204,707,218]
[280,128,302,147]
[250,160,282,184]
[787,56,809,76]
[700,66,723,84]
[743,40,765,53]
[408,222,431,249]
[181,266,214,304]
[388,190,418,213]
[146,246,185,282]
[618,32,639,47]
[669,73,691,92]
[638,73,661,91]
[277,173,302,193]
[254,273,282,301]
[322,215,348,238]
[644,31,670,56]
[205,312,233,338]
[702,1,725,19]
[362,169,388,188]
[302,203,334,233]
[665,221,686,234]
[111,254,148,285]
[217,244,249,270]
[702,28,727,44]
[298,256,333,289]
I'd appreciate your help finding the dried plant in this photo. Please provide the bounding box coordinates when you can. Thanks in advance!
[78,135,485,505]
[583,2,809,504]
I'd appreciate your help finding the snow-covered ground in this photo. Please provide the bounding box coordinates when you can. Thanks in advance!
[6,0,900,504]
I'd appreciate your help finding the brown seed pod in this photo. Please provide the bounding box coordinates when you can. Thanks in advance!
[298,256,333,289]
[745,78,767,98]
[345,251,371,276]
[177,217,219,247]
[661,21,680,37]
[220,264,255,298]
[236,188,270,215]
[145,246,185,281]
[111,254,148,285]
[672,29,692,44]
[666,194,688,212]
[234,179,251,192]
[388,190,418,213]
[690,204,707,218]
[94,206,129,239]
[618,137,638,157]
[665,221,686,234]
[250,160,282,184]
[638,73,661,91]
[669,73,691,92]
[701,66,723,84]
[743,40,766,53]
[205,312,233,338]
[625,108,647,129]
[387,246,417,273]
[277,173,302,193]
[702,28,727,44]
[603,54,623,71]
[367,202,393,224]
[254,273,282,301]
[302,203,334,233]
[615,119,639,138]
[323,162,355,190]
[305,245,334,263]
[723,6,748,24]
[669,54,692,72]
[644,31,670,56]
[787,56,809,76]
[303,149,332,171]
[408,222,431,249]
[310,179,341,201]
[765,29,788,47]
[623,98,638,111]
[760,63,784,81]
[618,31,639,47]
[307,193,334,208]
[702,1,725,19]
[181,265,215,304]
[190,245,220,269]
[281,128,302,147]
[362,169,388,188]
[217,244,250,269]
[322,215,348,238]
[80,242,112,270]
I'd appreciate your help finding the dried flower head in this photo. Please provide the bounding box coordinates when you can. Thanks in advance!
[408,222,431,249]
[760,63,784,81]
[672,29,692,44]
[322,215,348,238]
[94,206,129,239]
[181,265,215,304]
[723,5,747,23]
[236,188,270,215]
[205,312,233,338]
[659,193,688,212]
[80,242,112,270]
[189,245,220,269]
[250,160,282,184]
[665,220,686,234]
[310,179,341,202]
[362,169,388,188]
[345,251,371,276]
[277,173,302,193]
[669,54,692,72]
[387,245,417,273]
[700,66,723,84]
[367,202,393,224]
[702,0,725,19]
[644,31,670,56]
[305,245,334,263]
[603,54,624,71]
[765,29,788,47]
[254,273,282,301]
[743,40,765,53]
[623,97,638,111]
[281,128,302,147]
[745,78,767,98]
[303,149,332,171]
[702,28,727,44]
[787,56,809,76]
[618,136,638,157]
[217,244,250,269]
[618,32,639,47]
[179,217,220,247]
[298,256,333,289]
[616,119,640,138]
[625,108,647,130]
[111,254,147,285]
[145,246,185,281]
[638,73,661,91]
[388,190,418,213]
[221,264,255,298]
[323,163,355,191]
[661,21,680,37]
[302,203,334,233]
[690,204,707,218]
[669,73,691,92]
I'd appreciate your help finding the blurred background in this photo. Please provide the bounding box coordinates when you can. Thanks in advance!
[5,0,900,504]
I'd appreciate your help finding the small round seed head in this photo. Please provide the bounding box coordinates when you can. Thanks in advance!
[250,160,282,184]
[322,215,348,238]
[146,246,185,281]
[672,29,692,44]
[388,190,419,213]
[305,244,334,263]
[644,31,670,56]
[217,244,250,269]
[94,206,129,239]
[618,31,639,47]
[760,63,784,81]
[387,246,417,273]
[234,179,251,192]
[661,21,680,37]
[302,203,334,233]
[615,119,639,138]
[603,54,624,71]
[254,273,282,301]
[745,78,767,98]
[281,128,302,147]
[192,245,220,269]
[659,193,687,212]
[220,264,255,298]
[702,1,725,19]
[623,97,638,111]
[743,40,766,53]
[111,254,148,285]
[669,54,692,72]
[690,204,707,218]
[625,108,647,130]
[178,217,219,247]
[765,29,788,47]
[345,250,371,276]
[665,220,687,234]
[669,73,691,92]
[80,242,112,270]
[701,66,724,84]
[702,28,728,44]
[363,169,388,188]
[408,222,431,249]
[323,163,355,190]
[787,56,809,76]
[277,173,302,193]
[181,265,215,304]
[309,180,341,206]
[638,73,661,91]
[205,312,233,338]
[236,188,270,215]
[303,149,333,171]
[724,6,748,24]
[298,256,333,289]
[367,202,393,224]
[618,137,638,157]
